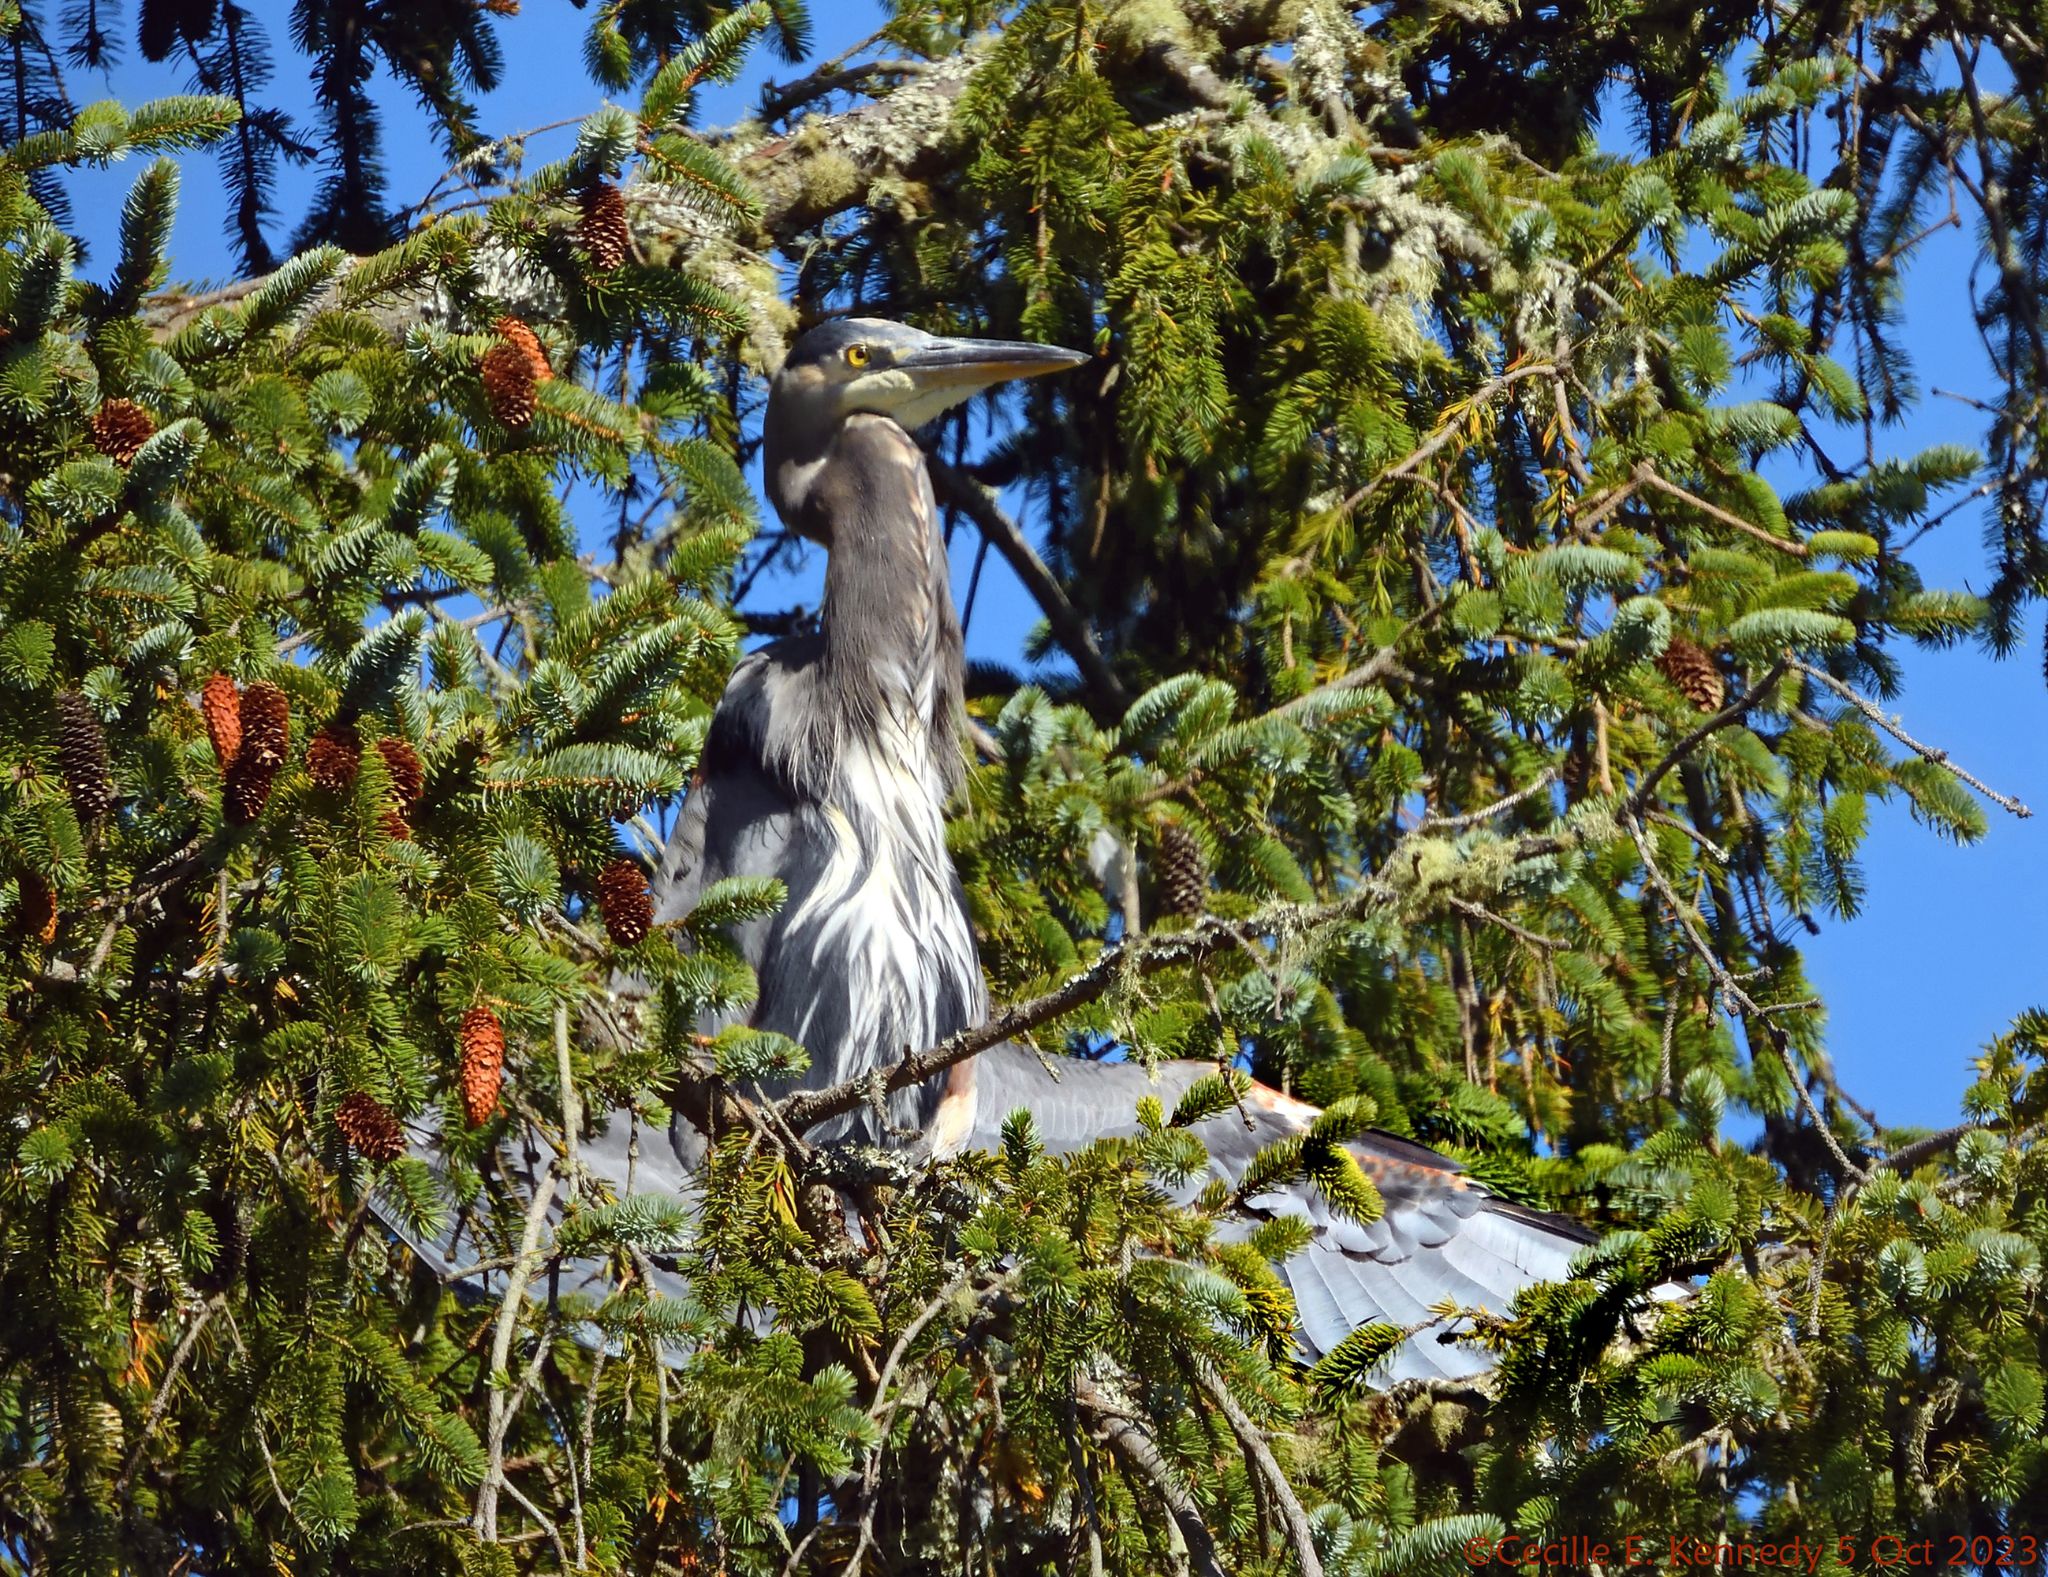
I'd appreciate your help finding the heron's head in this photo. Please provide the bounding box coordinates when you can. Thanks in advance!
[765,318,1088,532]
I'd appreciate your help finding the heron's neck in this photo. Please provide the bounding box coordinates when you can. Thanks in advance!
[817,420,963,780]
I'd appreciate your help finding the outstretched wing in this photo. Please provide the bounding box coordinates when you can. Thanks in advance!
[968,1042,1591,1379]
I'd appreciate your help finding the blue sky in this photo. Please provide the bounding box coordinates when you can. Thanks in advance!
[61,2,2045,1133]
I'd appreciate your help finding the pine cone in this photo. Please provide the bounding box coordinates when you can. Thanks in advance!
[493,314,553,385]
[1658,635,1726,712]
[482,318,548,430]
[578,180,630,272]
[335,1091,405,1161]
[54,692,111,823]
[1560,749,1591,801]
[376,737,424,804]
[90,398,155,464]
[1155,822,1208,919]
[201,673,242,768]
[223,682,290,824]
[14,870,58,944]
[306,721,361,793]
[457,1006,506,1128]
[597,857,653,947]
[239,682,290,767]
[222,757,270,824]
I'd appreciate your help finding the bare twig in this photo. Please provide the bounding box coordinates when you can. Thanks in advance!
[1624,810,1867,1184]
[927,457,1129,719]
[476,1160,559,1541]
[774,876,1396,1138]
[1638,467,1809,557]
[1421,768,1556,831]
[1447,897,1565,951]
[1792,659,2031,818]
[114,1295,224,1498]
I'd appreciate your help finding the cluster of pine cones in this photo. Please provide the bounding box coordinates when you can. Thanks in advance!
[333,1002,507,1163]
[475,180,624,426]
[201,674,292,824]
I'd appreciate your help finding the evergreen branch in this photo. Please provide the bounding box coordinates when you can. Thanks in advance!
[771,753,1560,1140]
[1791,659,2032,817]
[1949,35,2048,388]
[927,455,1129,719]
[1622,809,1869,1185]
[113,1293,225,1500]
[1072,1373,1228,1577]
[1637,466,1809,558]
[1334,362,1558,517]
[1191,1363,1324,1577]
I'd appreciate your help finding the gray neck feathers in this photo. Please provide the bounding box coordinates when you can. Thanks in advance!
[771,413,965,797]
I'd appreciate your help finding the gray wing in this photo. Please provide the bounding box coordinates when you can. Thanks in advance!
[385,649,820,1304]
[969,1043,1591,1378]
[384,1103,698,1327]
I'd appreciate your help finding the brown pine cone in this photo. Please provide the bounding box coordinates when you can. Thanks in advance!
[335,1091,405,1161]
[597,857,653,947]
[457,1006,506,1128]
[1155,822,1208,919]
[222,756,276,824]
[482,318,548,430]
[201,673,242,767]
[375,737,424,804]
[1560,749,1591,801]
[306,721,361,793]
[14,870,58,944]
[492,315,552,385]
[221,681,290,824]
[1658,635,1726,712]
[90,398,155,464]
[239,682,290,767]
[54,692,111,823]
[578,180,630,271]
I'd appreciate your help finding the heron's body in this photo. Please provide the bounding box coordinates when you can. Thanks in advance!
[402,317,1598,1379]
[655,415,983,1145]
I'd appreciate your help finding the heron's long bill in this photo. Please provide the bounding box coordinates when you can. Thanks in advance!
[898,337,1090,390]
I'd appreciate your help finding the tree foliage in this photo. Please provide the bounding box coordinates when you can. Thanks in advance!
[1,0,2047,1572]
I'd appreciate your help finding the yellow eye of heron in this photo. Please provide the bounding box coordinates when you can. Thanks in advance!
[844,344,870,368]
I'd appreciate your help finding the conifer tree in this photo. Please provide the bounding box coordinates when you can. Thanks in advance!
[2,0,2047,1572]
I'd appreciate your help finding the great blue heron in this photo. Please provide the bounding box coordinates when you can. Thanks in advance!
[410,318,1591,1382]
